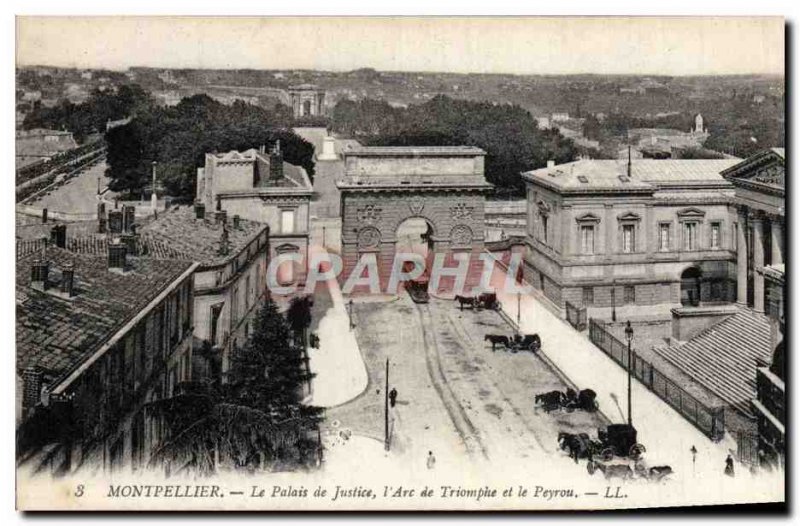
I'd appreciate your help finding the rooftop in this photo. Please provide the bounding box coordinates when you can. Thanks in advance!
[523,159,740,193]
[138,205,268,267]
[207,148,313,193]
[343,145,486,157]
[16,247,195,386]
[654,308,772,417]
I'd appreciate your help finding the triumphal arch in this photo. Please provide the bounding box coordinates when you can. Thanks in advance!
[337,145,492,293]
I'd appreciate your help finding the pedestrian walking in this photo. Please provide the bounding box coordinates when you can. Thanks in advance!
[724,454,735,477]
[389,388,398,408]
[427,451,436,470]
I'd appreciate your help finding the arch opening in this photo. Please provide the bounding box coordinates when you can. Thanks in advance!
[680,266,702,306]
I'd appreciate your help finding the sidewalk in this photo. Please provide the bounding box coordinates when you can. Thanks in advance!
[488,257,783,504]
[307,256,368,408]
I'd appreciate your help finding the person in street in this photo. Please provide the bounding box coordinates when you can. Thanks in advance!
[389,387,398,408]
[427,451,436,470]
[724,454,735,477]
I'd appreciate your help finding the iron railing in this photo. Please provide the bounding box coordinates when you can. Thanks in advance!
[588,318,725,441]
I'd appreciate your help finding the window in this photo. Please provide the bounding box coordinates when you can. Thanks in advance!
[580,225,595,255]
[710,222,721,249]
[659,223,671,251]
[624,285,636,305]
[245,275,251,310]
[541,214,549,244]
[582,287,594,306]
[210,303,223,346]
[684,222,698,251]
[622,225,635,253]
[281,209,295,234]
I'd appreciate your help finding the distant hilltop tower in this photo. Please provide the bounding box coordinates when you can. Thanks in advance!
[288,84,326,119]
[693,113,706,134]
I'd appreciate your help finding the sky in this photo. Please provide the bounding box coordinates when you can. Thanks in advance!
[16,16,785,76]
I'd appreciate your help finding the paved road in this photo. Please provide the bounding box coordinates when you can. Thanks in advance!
[29,160,110,214]
[326,293,605,471]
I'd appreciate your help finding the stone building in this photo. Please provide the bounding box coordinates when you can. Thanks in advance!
[16,128,79,169]
[719,148,785,466]
[337,146,491,293]
[288,84,326,119]
[521,158,741,311]
[137,205,271,380]
[16,244,197,475]
[196,144,312,288]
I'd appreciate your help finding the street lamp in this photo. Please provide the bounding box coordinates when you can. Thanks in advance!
[625,320,634,426]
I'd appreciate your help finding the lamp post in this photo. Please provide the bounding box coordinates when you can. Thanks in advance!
[625,320,634,426]
[517,290,521,330]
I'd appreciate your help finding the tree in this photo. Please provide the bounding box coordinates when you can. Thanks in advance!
[331,95,579,196]
[148,297,323,475]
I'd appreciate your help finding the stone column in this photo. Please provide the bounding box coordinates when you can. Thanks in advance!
[771,217,784,266]
[736,207,748,305]
[752,214,765,313]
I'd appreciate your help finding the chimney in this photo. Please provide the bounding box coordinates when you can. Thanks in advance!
[219,227,230,256]
[122,205,136,233]
[194,202,206,220]
[60,263,75,297]
[97,202,107,233]
[547,160,556,168]
[269,140,283,180]
[31,259,50,291]
[215,209,227,226]
[120,232,138,256]
[233,214,241,229]
[108,241,127,271]
[50,224,67,249]
[108,210,123,233]
[22,367,43,415]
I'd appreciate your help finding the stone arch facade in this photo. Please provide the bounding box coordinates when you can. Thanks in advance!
[337,146,491,294]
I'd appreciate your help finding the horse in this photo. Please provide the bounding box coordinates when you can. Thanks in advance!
[592,463,634,481]
[577,389,598,412]
[484,334,510,351]
[535,390,565,413]
[648,466,674,482]
[558,432,593,462]
[454,295,476,310]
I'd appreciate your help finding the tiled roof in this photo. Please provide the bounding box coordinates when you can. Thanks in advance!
[523,159,740,191]
[138,206,267,267]
[16,247,195,384]
[654,308,772,416]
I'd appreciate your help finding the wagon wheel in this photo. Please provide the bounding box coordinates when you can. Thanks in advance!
[510,346,519,354]
[601,447,614,462]
[629,443,646,460]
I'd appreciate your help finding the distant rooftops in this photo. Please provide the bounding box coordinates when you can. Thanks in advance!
[523,159,740,193]
[16,246,196,385]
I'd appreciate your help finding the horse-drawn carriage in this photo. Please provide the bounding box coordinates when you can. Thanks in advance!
[535,388,598,413]
[484,333,541,353]
[405,279,430,304]
[454,293,499,311]
[559,424,645,464]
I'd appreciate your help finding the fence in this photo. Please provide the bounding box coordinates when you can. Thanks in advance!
[588,318,725,441]
[565,300,588,331]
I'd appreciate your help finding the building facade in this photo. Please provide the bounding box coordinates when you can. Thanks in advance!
[16,244,197,475]
[138,205,271,379]
[720,148,786,467]
[288,84,326,119]
[196,145,312,288]
[521,159,740,311]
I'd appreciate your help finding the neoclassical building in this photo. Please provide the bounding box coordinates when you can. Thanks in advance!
[720,148,785,466]
[521,158,741,310]
[196,144,313,287]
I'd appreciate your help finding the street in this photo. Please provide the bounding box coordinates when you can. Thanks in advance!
[324,292,606,474]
